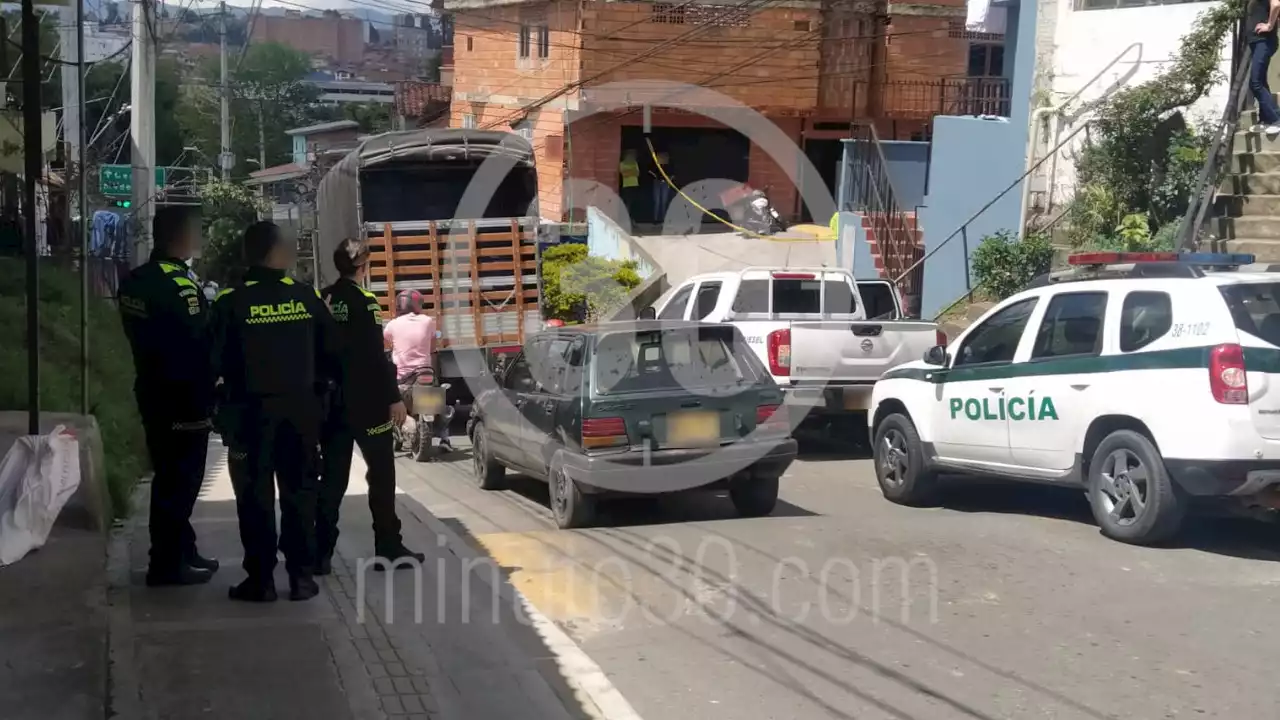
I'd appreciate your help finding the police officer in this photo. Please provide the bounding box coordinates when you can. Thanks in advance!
[118,206,218,587]
[316,239,425,575]
[208,221,337,602]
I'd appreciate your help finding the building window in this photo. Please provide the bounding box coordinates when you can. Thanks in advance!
[651,3,686,23]
[793,19,811,31]
[948,20,1004,42]
[466,36,473,51]
[968,42,1005,77]
[462,113,477,129]
[537,24,550,58]
[519,24,531,58]
[1075,0,1211,9]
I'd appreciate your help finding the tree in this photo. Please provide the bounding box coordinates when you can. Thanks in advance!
[541,244,642,322]
[194,181,269,285]
[0,11,66,110]
[83,59,186,167]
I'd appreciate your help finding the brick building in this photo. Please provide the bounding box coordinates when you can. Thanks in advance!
[445,0,979,223]
[251,11,366,65]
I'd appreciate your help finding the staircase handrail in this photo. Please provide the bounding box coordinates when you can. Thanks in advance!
[848,121,920,296]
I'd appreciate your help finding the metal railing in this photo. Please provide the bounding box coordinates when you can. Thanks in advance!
[877,77,1012,120]
[845,121,923,311]
[1178,16,1251,251]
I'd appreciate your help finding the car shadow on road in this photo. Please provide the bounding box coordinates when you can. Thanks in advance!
[500,474,819,528]
[791,431,873,461]
[932,477,1280,562]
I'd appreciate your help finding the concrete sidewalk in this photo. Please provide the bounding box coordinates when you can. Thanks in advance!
[107,439,603,720]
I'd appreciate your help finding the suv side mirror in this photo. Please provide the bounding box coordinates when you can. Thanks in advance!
[639,306,657,320]
[923,345,948,366]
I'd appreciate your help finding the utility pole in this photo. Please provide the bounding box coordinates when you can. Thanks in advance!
[76,0,89,414]
[20,0,41,434]
[130,0,156,265]
[219,0,231,180]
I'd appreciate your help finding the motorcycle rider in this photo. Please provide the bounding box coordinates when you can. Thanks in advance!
[383,290,452,451]
[316,239,424,575]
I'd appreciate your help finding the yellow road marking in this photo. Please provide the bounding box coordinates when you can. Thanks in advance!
[474,531,607,626]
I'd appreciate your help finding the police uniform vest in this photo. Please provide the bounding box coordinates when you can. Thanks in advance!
[619,157,640,188]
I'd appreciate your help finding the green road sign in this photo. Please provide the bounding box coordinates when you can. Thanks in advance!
[99,165,167,196]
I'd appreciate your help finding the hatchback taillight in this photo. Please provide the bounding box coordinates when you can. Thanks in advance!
[1209,343,1248,404]
[767,329,791,376]
[756,404,788,433]
[582,416,628,449]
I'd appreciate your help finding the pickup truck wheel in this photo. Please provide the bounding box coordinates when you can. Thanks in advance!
[549,461,595,529]
[730,475,779,517]
[471,423,506,491]
[1087,430,1184,545]
[873,413,935,506]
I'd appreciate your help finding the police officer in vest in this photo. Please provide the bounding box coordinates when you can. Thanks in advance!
[208,221,337,602]
[118,206,218,587]
[618,149,642,224]
[316,239,424,575]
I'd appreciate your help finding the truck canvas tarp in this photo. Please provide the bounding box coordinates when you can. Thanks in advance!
[316,128,541,354]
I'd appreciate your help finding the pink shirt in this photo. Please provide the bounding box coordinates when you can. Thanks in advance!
[384,314,436,377]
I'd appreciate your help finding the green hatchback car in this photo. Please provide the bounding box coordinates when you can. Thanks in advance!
[468,321,799,528]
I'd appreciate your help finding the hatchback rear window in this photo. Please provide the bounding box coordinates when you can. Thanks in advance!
[1220,282,1280,346]
[593,327,759,395]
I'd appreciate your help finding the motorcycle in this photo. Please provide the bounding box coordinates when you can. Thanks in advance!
[721,183,785,236]
[393,367,454,462]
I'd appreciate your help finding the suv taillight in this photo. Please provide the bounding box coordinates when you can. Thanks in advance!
[1209,343,1248,404]
[767,328,791,376]
[582,417,628,449]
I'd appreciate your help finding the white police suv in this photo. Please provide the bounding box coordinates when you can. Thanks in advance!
[869,251,1280,545]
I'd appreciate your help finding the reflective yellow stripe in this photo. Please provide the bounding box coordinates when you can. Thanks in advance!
[244,281,259,287]
[314,287,322,299]
[280,277,295,285]
[214,288,234,301]
[159,262,185,274]
[366,420,394,436]
[359,287,378,299]
[245,312,312,325]
[172,276,197,289]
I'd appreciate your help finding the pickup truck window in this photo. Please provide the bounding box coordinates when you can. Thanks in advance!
[859,283,896,320]
[731,277,858,315]
[1031,292,1106,360]
[660,285,693,320]
[594,327,757,395]
[694,282,722,320]
[954,298,1037,367]
[823,281,857,315]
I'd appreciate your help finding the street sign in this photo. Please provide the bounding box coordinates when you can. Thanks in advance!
[99,165,167,196]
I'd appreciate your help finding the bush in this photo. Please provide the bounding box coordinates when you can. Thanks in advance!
[541,244,642,322]
[0,259,147,517]
[971,230,1055,300]
[194,181,268,286]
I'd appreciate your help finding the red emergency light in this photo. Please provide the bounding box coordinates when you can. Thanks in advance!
[1067,252,1256,266]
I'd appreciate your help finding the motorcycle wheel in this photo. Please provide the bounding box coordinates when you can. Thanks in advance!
[413,417,433,462]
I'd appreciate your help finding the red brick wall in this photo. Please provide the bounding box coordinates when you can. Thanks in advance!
[450,2,582,104]
[884,11,968,84]
[252,15,366,64]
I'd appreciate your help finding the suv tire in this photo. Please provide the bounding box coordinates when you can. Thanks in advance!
[873,413,936,506]
[549,459,595,529]
[730,475,779,517]
[471,422,506,491]
[1087,429,1184,545]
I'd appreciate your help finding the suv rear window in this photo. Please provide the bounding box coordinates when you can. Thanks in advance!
[1220,282,1280,346]
[593,327,760,395]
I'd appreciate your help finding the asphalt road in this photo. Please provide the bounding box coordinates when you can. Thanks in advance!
[393,437,1280,720]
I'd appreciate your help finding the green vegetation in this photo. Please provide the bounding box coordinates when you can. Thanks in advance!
[195,181,270,286]
[971,230,1055,301]
[0,260,147,518]
[541,244,642,322]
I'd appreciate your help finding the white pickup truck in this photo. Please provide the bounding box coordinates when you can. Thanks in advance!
[649,267,944,436]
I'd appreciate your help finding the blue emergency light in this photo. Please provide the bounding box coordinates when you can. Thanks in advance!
[1066,251,1256,267]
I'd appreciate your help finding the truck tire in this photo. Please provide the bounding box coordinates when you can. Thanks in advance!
[548,459,595,529]
[873,413,936,506]
[1087,430,1184,545]
[471,422,506,491]
[730,475,779,517]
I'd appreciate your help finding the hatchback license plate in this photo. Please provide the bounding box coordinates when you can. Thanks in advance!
[667,411,719,448]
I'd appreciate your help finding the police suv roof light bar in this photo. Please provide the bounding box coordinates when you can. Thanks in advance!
[1066,252,1256,267]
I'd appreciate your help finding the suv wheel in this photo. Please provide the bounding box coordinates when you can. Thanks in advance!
[873,413,936,506]
[1087,430,1184,545]
[730,475,779,517]
[471,423,506,491]
[549,460,595,529]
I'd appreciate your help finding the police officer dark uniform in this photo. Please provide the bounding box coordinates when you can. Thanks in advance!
[316,239,425,575]
[208,221,337,602]
[117,206,218,587]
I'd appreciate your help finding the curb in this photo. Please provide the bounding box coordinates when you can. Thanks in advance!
[104,480,150,720]
[397,498,645,720]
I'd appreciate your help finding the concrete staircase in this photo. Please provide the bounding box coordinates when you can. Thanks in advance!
[1216,112,1280,261]
[861,212,924,284]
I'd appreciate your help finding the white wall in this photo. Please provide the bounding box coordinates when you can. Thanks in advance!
[1031,0,1232,209]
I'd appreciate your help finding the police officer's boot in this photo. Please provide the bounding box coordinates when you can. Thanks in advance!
[146,564,214,587]
[228,577,278,603]
[290,574,320,602]
[372,544,426,572]
[184,550,220,573]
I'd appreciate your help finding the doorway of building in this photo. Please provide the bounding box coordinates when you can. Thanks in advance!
[800,138,843,223]
[619,125,750,229]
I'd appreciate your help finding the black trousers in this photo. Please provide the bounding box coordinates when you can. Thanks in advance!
[142,419,210,571]
[318,406,401,560]
[225,396,320,581]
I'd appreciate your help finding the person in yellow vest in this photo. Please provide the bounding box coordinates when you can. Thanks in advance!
[618,150,642,225]
[650,150,674,227]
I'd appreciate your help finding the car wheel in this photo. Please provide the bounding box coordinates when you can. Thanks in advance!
[1087,429,1184,545]
[730,475,779,517]
[471,423,506,491]
[548,459,595,529]
[873,413,935,506]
